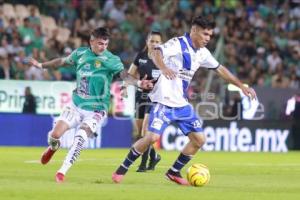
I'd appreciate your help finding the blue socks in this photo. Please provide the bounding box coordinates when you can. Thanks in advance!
[170,153,192,172]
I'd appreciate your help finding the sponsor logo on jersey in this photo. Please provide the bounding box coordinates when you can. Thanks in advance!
[178,69,194,81]
[83,63,90,70]
[152,69,161,79]
[79,71,93,76]
[138,59,147,64]
[95,60,101,68]
[151,118,164,130]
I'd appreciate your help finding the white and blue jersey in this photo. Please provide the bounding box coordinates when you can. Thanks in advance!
[149,33,219,107]
[148,33,219,135]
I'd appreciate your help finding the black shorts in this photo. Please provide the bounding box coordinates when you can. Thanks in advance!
[135,90,153,119]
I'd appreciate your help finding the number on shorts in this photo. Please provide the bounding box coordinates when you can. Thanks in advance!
[62,107,74,122]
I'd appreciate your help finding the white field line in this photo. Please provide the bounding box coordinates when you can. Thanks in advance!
[23,158,170,168]
[24,159,300,168]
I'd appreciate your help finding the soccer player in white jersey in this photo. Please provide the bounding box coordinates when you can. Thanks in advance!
[112,16,257,185]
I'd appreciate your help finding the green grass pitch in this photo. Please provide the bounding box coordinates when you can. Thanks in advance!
[0,147,300,200]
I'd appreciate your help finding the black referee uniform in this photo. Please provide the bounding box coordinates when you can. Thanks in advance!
[134,50,160,119]
[133,49,162,172]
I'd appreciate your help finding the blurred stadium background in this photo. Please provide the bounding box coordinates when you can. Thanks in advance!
[0,0,300,199]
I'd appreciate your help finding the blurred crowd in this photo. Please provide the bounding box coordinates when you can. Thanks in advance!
[0,0,299,90]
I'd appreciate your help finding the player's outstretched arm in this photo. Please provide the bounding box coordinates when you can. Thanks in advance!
[120,70,153,90]
[216,65,257,100]
[28,57,68,69]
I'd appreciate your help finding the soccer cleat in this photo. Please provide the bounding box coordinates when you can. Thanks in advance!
[40,146,57,165]
[55,172,65,183]
[147,154,161,170]
[136,165,147,172]
[165,170,189,186]
[112,172,124,183]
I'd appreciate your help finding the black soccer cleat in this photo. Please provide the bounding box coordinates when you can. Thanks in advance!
[147,154,161,170]
[136,165,147,172]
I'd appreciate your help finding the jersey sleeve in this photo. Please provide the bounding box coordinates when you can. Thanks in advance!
[110,55,124,76]
[157,37,181,58]
[201,48,220,69]
[64,48,78,65]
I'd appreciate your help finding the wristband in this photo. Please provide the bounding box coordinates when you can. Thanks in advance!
[37,62,43,68]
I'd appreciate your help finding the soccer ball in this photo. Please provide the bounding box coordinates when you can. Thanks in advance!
[187,163,210,187]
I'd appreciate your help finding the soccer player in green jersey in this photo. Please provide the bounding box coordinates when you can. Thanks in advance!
[29,27,153,183]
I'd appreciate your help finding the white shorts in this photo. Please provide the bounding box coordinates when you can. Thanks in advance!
[57,102,107,133]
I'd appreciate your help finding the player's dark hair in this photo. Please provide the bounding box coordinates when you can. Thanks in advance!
[147,31,162,40]
[143,31,162,52]
[90,27,110,40]
[191,16,216,29]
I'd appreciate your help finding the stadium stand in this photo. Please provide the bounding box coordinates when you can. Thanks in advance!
[0,0,298,86]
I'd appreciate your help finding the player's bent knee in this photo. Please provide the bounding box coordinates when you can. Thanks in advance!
[198,135,206,148]
[50,120,70,138]
[192,134,206,149]
[145,132,160,144]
